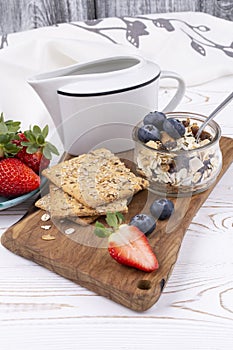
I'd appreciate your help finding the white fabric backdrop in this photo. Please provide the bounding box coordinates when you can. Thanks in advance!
[0,12,232,129]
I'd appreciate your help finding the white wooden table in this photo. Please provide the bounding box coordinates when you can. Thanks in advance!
[1,76,233,350]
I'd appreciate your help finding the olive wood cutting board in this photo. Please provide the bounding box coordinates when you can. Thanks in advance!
[1,136,233,311]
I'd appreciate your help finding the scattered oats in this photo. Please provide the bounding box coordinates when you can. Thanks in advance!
[161,163,170,172]
[189,157,203,173]
[193,172,202,183]
[41,225,52,230]
[65,227,75,235]
[151,159,158,169]
[180,176,192,186]
[210,157,218,167]
[146,140,159,149]
[41,213,50,221]
[41,234,56,241]
[176,168,188,182]
[200,139,210,147]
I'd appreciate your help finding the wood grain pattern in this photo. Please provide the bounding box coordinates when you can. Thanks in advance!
[201,0,233,21]
[95,0,200,18]
[95,0,233,21]
[1,136,233,312]
[0,0,95,35]
[0,0,232,36]
[0,79,233,348]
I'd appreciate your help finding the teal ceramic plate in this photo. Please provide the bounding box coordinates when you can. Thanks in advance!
[0,177,47,211]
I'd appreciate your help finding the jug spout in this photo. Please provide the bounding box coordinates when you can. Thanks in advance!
[27,77,63,133]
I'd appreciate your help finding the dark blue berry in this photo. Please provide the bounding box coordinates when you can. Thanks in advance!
[163,118,185,139]
[143,111,166,130]
[150,199,174,220]
[137,124,160,143]
[129,214,156,236]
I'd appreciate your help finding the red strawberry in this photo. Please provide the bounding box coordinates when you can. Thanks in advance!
[94,212,159,272]
[108,224,159,272]
[12,132,27,146]
[13,132,50,173]
[16,146,50,174]
[12,126,59,174]
[0,114,59,175]
[0,158,40,198]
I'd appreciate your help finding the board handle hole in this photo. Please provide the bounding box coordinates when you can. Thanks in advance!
[160,278,166,291]
[137,280,152,290]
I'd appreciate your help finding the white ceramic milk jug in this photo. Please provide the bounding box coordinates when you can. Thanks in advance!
[28,55,185,154]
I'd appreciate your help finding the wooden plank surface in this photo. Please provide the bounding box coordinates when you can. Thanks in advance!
[95,0,233,21]
[1,0,233,36]
[1,136,233,311]
[95,0,200,18]
[0,78,233,348]
[0,0,95,35]
[201,0,233,21]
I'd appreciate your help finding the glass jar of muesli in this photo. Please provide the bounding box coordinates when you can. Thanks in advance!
[132,112,222,197]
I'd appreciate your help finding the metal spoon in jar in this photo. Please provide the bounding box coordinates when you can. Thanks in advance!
[196,91,233,142]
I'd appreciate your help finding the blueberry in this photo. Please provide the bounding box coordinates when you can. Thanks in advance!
[163,118,185,139]
[143,111,166,130]
[138,124,160,143]
[150,199,174,220]
[129,214,156,236]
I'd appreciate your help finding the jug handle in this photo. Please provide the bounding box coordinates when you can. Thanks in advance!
[160,71,186,113]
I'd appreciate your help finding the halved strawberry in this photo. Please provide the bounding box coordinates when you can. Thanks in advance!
[94,212,159,272]
[0,158,40,198]
[108,224,159,272]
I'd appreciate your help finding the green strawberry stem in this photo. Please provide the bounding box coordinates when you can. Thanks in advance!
[0,113,21,157]
[22,124,59,160]
[0,113,59,161]
[94,212,125,238]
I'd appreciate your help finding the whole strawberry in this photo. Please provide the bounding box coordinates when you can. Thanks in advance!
[0,158,40,198]
[14,125,59,174]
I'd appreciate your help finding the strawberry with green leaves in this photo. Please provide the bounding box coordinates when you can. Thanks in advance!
[0,158,40,198]
[0,112,59,197]
[94,212,159,272]
[0,113,59,174]
[0,113,21,159]
[14,125,59,174]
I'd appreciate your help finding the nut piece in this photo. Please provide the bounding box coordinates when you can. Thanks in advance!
[41,234,56,241]
[41,213,50,222]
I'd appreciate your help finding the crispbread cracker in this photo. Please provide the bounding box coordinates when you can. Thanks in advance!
[49,183,128,216]
[42,148,148,208]
[35,194,51,211]
[35,193,98,226]
[35,183,128,219]
[67,216,98,226]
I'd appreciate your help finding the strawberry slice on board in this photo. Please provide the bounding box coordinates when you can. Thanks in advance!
[108,224,159,272]
[94,212,159,272]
